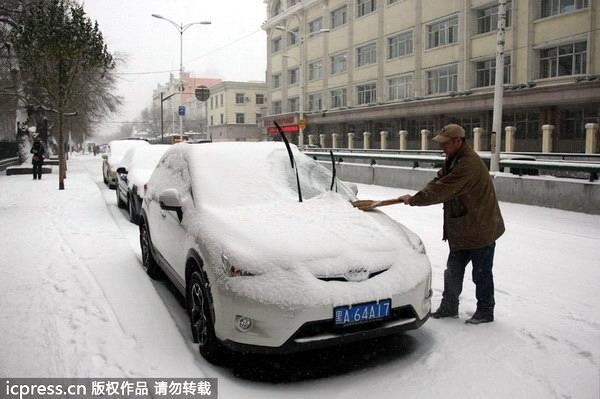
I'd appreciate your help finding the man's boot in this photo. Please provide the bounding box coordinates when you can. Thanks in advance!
[465,307,494,324]
[431,301,458,319]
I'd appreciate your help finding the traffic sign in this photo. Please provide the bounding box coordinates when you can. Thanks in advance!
[195,86,210,102]
[178,106,185,116]
[298,119,306,129]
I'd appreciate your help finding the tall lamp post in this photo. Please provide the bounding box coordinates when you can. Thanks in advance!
[275,24,329,147]
[152,14,211,139]
[490,0,507,172]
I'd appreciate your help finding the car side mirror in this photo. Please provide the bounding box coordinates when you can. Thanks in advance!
[116,167,127,174]
[159,188,183,222]
[102,154,108,160]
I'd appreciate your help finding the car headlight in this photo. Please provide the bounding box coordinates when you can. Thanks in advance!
[221,253,255,277]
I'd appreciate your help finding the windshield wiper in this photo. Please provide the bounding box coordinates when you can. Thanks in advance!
[274,121,303,203]
[329,150,337,192]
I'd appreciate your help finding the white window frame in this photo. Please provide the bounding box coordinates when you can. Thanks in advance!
[255,94,265,105]
[307,93,323,111]
[308,59,323,81]
[475,56,511,87]
[235,93,245,104]
[356,82,377,105]
[387,75,413,100]
[427,15,459,49]
[330,88,348,108]
[288,67,299,85]
[272,37,282,53]
[540,0,588,18]
[356,42,377,67]
[387,31,413,59]
[330,52,347,74]
[538,41,587,78]
[272,100,282,114]
[288,97,299,112]
[476,1,512,34]
[235,113,245,124]
[356,0,376,18]
[308,17,323,35]
[331,6,348,28]
[427,64,458,94]
[272,73,281,88]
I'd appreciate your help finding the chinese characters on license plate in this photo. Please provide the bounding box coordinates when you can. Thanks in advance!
[334,299,391,326]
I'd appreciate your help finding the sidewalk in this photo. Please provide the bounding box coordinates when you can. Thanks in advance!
[0,156,204,377]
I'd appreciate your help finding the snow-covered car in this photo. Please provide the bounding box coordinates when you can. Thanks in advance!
[102,138,150,188]
[139,142,432,364]
[116,144,170,223]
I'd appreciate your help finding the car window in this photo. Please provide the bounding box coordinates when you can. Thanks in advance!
[147,150,193,203]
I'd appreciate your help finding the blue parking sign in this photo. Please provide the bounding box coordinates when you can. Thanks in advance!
[178,106,185,116]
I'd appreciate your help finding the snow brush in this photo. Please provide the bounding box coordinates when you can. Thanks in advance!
[352,197,405,211]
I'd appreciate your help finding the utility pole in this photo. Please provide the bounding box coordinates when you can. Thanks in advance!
[490,0,507,172]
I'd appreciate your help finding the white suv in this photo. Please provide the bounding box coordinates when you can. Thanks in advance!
[139,142,431,364]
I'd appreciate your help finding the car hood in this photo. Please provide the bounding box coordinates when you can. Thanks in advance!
[186,192,425,278]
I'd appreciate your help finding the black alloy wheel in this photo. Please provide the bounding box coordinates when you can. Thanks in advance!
[139,222,162,279]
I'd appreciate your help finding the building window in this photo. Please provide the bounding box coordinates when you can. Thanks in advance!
[357,0,376,17]
[356,82,377,105]
[388,0,400,4]
[475,56,511,87]
[388,31,413,59]
[477,1,512,34]
[357,42,377,67]
[288,28,299,46]
[220,94,223,106]
[256,113,262,123]
[331,6,347,28]
[307,93,322,111]
[427,16,459,49]
[330,53,347,74]
[388,75,413,100]
[330,88,347,108]
[220,114,224,124]
[308,17,323,34]
[427,64,458,94]
[539,41,587,78]
[272,37,282,53]
[541,0,588,18]
[288,97,299,112]
[308,60,323,81]
[235,93,245,104]
[272,0,282,16]
[210,97,214,109]
[288,67,299,85]
[210,116,214,125]
[272,101,282,114]
[272,74,281,88]
[255,94,265,104]
[235,113,245,123]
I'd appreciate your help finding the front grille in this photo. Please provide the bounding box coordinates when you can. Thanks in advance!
[316,267,388,282]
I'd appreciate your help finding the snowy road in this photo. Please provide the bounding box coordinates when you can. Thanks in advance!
[0,155,598,399]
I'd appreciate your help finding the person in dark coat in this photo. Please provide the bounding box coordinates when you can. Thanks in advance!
[397,124,505,324]
[30,137,45,180]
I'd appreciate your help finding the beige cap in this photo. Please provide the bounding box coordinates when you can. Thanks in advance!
[432,124,465,143]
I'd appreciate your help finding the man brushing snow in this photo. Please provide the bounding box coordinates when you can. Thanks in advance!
[397,124,505,325]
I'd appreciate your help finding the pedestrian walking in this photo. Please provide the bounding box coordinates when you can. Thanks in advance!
[355,124,505,324]
[30,136,45,180]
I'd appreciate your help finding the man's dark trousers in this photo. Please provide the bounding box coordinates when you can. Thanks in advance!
[442,242,496,311]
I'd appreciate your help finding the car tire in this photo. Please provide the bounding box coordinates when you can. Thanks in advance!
[187,268,230,366]
[116,185,126,209]
[128,194,139,225]
[103,171,108,185]
[139,221,162,280]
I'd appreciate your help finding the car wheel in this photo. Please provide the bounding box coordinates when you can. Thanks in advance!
[187,268,230,365]
[116,185,126,209]
[128,194,139,224]
[103,168,108,184]
[139,221,162,280]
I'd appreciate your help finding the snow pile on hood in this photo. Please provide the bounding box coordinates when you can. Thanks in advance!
[121,144,170,196]
[107,140,149,169]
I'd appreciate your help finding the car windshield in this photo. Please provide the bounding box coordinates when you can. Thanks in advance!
[109,140,148,163]
[187,143,355,208]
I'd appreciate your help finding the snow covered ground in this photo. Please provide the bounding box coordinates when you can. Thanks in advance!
[0,154,598,399]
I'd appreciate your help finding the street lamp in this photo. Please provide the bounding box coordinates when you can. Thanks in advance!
[274,24,329,147]
[152,14,211,140]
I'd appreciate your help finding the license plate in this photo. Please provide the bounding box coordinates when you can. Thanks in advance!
[334,299,391,326]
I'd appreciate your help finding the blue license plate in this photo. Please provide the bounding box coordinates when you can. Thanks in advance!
[334,299,391,326]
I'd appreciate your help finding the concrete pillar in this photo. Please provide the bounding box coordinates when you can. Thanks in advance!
[308,134,315,146]
[542,124,554,153]
[490,133,497,152]
[473,128,483,152]
[399,130,408,150]
[585,123,599,154]
[363,131,371,149]
[319,134,326,149]
[380,131,389,150]
[347,133,355,149]
[331,133,338,149]
[505,126,516,153]
[420,129,430,151]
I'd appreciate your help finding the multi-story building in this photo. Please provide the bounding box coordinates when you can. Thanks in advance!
[207,81,268,142]
[262,0,600,152]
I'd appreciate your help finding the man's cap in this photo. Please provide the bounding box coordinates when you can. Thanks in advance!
[433,124,465,143]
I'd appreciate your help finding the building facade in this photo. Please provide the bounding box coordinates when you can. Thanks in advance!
[207,81,268,142]
[262,0,600,152]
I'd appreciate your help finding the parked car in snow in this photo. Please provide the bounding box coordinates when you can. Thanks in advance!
[139,142,432,364]
[102,138,150,188]
[116,144,170,224]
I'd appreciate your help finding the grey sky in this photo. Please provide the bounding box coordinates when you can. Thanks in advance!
[80,0,267,138]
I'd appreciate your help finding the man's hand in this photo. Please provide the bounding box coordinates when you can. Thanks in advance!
[397,194,413,205]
